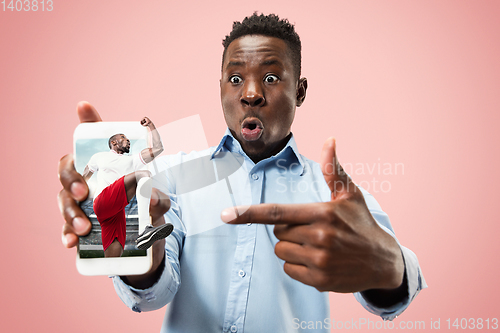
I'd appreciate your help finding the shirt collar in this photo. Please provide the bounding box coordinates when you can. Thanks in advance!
[211,128,235,158]
[211,128,306,175]
[110,149,127,156]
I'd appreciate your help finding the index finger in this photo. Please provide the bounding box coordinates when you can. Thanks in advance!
[221,202,326,225]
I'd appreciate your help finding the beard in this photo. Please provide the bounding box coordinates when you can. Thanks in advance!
[117,146,130,154]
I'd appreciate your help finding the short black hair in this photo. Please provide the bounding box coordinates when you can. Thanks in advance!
[222,13,302,80]
[108,133,122,149]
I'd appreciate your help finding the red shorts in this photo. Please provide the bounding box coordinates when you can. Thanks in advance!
[93,176,128,251]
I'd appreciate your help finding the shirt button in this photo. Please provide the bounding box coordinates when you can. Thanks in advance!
[238,270,245,278]
[230,325,238,332]
[251,173,259,180]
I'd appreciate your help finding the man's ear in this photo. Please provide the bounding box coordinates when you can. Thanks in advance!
[296,77,308,107]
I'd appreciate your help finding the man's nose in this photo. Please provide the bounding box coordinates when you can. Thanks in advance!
[240,80,265,107]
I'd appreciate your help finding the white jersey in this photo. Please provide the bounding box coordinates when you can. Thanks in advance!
[87,150,147,198]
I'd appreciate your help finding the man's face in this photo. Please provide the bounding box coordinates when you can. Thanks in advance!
[220,35,307,162]
[113,134,131,154]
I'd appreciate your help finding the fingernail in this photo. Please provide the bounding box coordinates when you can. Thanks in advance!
[73,217,87,233]
[221,208,238,223]
[71,182,86,200]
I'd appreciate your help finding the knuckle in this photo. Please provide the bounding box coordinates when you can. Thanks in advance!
[312,250,331,270]
[269,204,283,223]
[59,171,79,190]
[322,204,335,219]
[57,189,65,203]
[57,189,70,214]
[62,205,75,222]
[59,191,82,223]
[312,228,326,244]
[62,222,72,235]
[312,204,334,222]
[312,227,334,248]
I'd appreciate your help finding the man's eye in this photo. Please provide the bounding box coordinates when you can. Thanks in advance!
[229,75,242,84]
[264,74,279,83]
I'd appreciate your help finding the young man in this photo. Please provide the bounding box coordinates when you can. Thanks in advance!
[82,117,173,257]
[59,13,426,332]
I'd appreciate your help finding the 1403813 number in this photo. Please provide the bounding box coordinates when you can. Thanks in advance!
[2,0,53,11]
[447,318,498,330]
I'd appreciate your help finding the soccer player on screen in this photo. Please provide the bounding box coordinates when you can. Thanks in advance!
[82,117,173,257]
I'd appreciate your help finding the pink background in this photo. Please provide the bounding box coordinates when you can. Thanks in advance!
[1,0,499,331]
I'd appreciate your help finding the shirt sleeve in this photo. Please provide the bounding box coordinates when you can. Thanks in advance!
[112,160,186,312]
[112,221,184,312]
[86,153,99,173]
[133,152,147,170]
[353,186,427,321]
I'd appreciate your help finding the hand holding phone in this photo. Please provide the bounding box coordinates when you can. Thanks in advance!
[58,102,171,280]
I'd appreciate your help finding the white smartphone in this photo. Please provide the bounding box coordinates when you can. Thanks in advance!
[73,121,153,276]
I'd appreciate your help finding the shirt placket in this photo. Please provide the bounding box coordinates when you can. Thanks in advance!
[222,165,263,333]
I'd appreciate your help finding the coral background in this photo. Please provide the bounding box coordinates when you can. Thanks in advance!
[1,1,499,331]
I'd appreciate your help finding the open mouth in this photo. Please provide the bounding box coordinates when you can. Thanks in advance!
[241,117,264,141]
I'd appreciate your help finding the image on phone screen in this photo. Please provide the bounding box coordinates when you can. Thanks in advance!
[74,124,148,259]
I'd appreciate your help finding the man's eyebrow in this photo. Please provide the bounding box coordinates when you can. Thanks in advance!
[226,61,245,69]
[261,59,285,70]
[261,59,280,66]
[225,59,284,70]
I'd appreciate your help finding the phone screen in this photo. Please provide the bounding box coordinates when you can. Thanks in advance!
[74,122,152,276]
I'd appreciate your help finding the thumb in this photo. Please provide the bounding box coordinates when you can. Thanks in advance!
[77,101,102,123]
[320,137,352,200]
